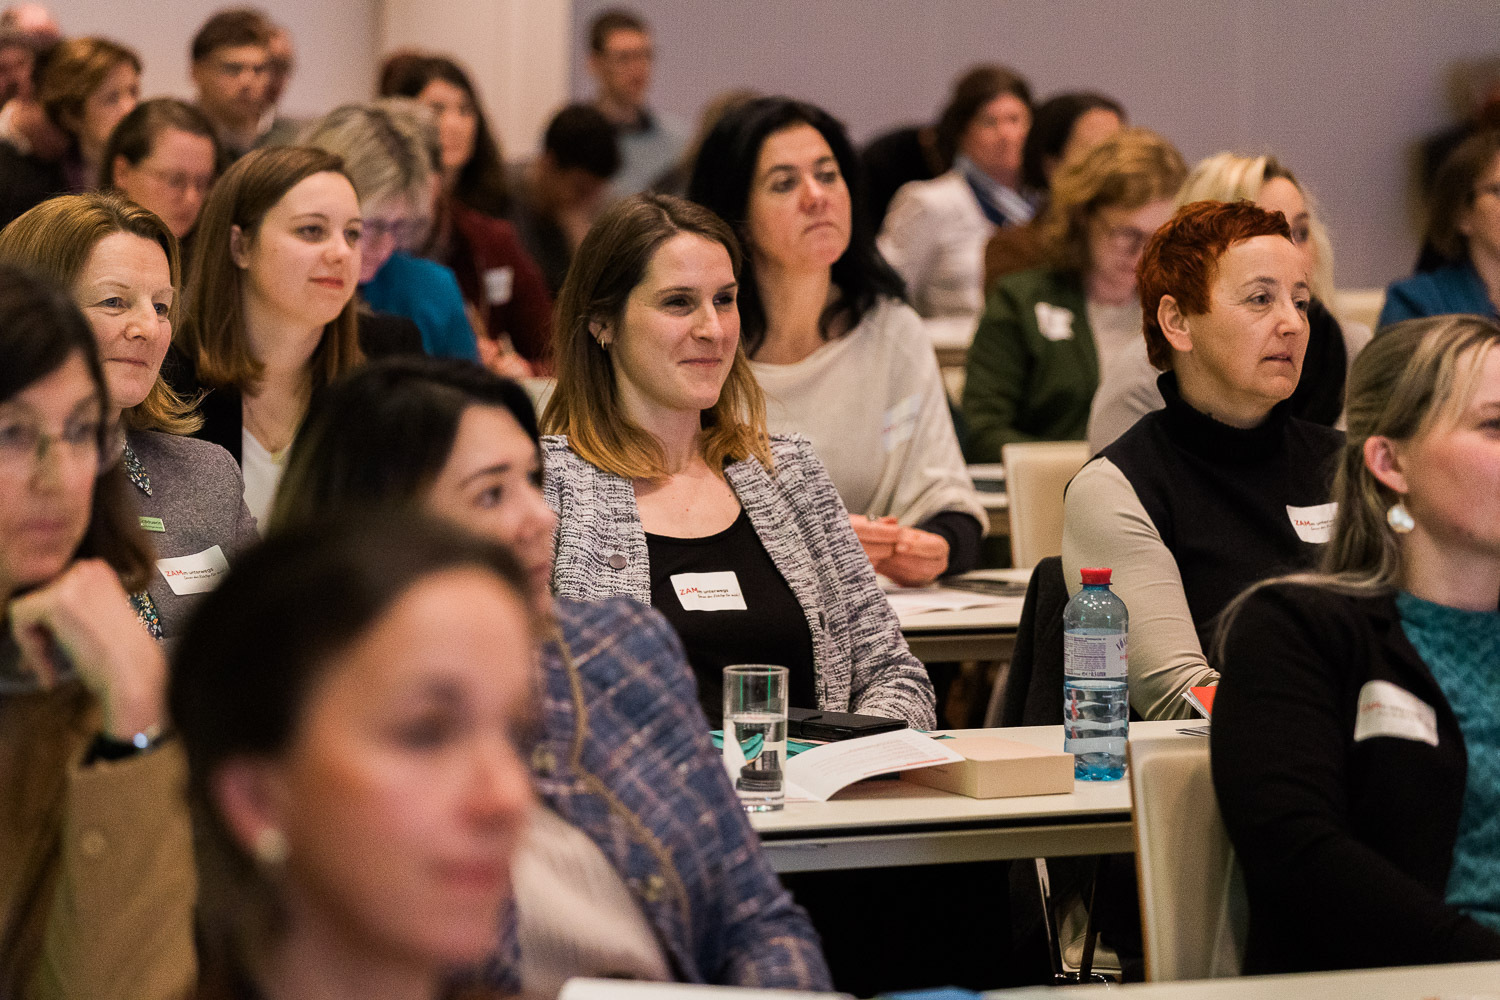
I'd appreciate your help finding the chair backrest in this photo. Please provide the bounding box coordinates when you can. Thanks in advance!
[1331,287,1386,333]
[1130,736,1248,982]
[1002,441,1091,569]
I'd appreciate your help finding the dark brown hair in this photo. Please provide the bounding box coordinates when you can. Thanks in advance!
[934,64,1032,169]
[190,7,272,63]
[1425,129,1500,265]
[99,97,223,189]
[588,7,647,52]
[0,265,153,591]
[38,36,139,136]
[176,146,364,392]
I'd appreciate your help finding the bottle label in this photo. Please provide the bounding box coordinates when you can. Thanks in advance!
[1064,632,1128,680]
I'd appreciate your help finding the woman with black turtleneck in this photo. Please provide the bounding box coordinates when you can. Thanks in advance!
[1063,200,1343,720]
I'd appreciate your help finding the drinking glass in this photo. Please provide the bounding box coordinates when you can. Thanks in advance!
[722,664,788,812]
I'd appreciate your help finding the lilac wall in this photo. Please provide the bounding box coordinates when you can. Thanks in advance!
[571,0,1499,288]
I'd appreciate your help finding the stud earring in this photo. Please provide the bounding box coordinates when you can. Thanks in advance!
[253,828,289,866]
[1387,501,1415,534]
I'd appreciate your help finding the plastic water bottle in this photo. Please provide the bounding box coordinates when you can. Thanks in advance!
[1063,567,1129,781]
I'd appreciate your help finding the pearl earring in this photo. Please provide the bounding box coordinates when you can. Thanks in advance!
[254,828,289,866]
[1387,502,1415,534]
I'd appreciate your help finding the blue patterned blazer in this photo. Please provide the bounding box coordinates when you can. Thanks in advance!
[481,596,831,991]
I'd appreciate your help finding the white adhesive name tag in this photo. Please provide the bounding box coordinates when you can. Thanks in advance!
[671,571,747,611]
[484,266,514,305]
[156,545,230,596]
[1035,301,1075,341]
[881,394,921,452]
[1287,502,1338,543]
[1353,679,1439,746]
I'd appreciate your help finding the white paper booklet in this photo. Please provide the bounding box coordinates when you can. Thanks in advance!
[783,729,964,802]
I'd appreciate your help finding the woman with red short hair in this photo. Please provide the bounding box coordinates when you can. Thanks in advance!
[1062,200,1344,719]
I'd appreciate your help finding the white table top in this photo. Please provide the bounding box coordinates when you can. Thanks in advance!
[987,960,1500,998]
[891,568,1032,634]
[750,721,1187,836]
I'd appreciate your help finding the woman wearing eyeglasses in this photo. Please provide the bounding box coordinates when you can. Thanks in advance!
[100,98,222,244]
[961,129,1184,460]
[0,266,193,1000]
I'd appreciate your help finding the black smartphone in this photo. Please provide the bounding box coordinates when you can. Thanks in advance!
[786,707,907,741]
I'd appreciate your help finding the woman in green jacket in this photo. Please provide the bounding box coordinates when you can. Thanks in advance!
[962,128,1184,460]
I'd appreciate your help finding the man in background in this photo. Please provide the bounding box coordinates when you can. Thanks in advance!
[510,103,620,295]
[0,3,59,108]
[586,7,682,197]
[190,8,291,159]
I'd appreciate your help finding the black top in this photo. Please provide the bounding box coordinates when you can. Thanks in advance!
[1289,297,1350,428]
[1098,371,1344,649]
[161,313,425,463]
[508,179,573,297]
[0,140,67,229]
[646,509,817,725]
[1213,582,1500,974]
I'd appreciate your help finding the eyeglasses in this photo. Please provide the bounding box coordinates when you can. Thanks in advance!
[601,46,653,65]
[362,216,424,247]
[1096,222,1153,257]
[138,165,214,196]
[0,415,122,480]
[211,58,269,80]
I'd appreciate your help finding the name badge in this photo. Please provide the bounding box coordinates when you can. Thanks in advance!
[1035,302,1075,342]
[671,571,747,611]
[1353,680,1439,746]
[881,394,921,452]
[156,545,231,596]
[1287,502,1338,543]
[484,266,514,305]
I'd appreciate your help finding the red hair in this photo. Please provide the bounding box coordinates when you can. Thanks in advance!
[1138,199,1293,370]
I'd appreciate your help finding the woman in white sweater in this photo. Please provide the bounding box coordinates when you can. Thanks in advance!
[690,96,986,586]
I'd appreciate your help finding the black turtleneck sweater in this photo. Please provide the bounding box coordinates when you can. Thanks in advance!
[1061,371,1344,719]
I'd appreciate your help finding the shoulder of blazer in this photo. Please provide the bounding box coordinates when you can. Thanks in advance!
[996,266,1088,310]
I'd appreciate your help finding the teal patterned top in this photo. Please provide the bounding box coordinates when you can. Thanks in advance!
[1397,590,1500,931]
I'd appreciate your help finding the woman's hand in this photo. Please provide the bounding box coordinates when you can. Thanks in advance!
[875,526,951,588]
[9,560,167,740]
[849,514,902,564]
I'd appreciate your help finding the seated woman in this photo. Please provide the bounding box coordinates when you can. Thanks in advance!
[1089,152,1372,450]
[962,128,1185,459]
[172,146,367,524]
[99,98,221,246]
[878,65,1034,334]
[270,357,830,995]
[983,90,1126,288]
[0,36,139,226]
[1213,314,1500,972]
[543,192,935,729]
[0,193,258,636]
[379,55,555,370]
[0,266,192,999]
[301,102,480,361]
[170,515,538,998]
[1062,200,1343,720]
[1380,131,1500,328]
[689,96,986,585]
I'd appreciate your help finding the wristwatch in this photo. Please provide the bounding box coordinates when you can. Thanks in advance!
[89,723,173,763]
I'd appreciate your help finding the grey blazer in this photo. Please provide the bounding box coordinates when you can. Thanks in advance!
[126,431,259,639]
[542,433,936,729]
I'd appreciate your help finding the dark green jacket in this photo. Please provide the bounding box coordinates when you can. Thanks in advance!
[962,267,1097,462]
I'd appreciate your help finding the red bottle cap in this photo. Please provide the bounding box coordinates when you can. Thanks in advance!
[1080,568,1113,585]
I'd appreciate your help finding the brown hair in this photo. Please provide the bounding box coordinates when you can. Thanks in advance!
[542,193,772,480]
[38,36,139,135]
[588,7,647,52]
[1425,130,1500,265]
[933,65,1032,169]
[0,193,202,434]
[99,97,223,189]
[177,146,364,392]
[1138,200,1292,371]
[1038,127,1186,274]
[190,7,273,63]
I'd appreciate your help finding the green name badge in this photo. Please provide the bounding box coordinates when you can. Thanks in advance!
[139,516,166,533]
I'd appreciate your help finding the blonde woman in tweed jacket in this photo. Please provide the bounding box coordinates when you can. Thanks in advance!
[542,192,935,730]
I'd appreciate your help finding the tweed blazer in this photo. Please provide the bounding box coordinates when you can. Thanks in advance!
[481,597,830,992]
[542,433,936,729]
[126,431,260,638]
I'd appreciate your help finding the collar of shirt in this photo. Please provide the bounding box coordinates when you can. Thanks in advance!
[955,154,1035,226]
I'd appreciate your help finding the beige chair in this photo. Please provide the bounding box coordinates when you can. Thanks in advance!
[1001,441,1091,569]
[1129,736,1248,981]
[1331,287,1386,333]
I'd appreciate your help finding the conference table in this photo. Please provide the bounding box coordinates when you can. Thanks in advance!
[749,720,1191,874]
[893,567,1029,663]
